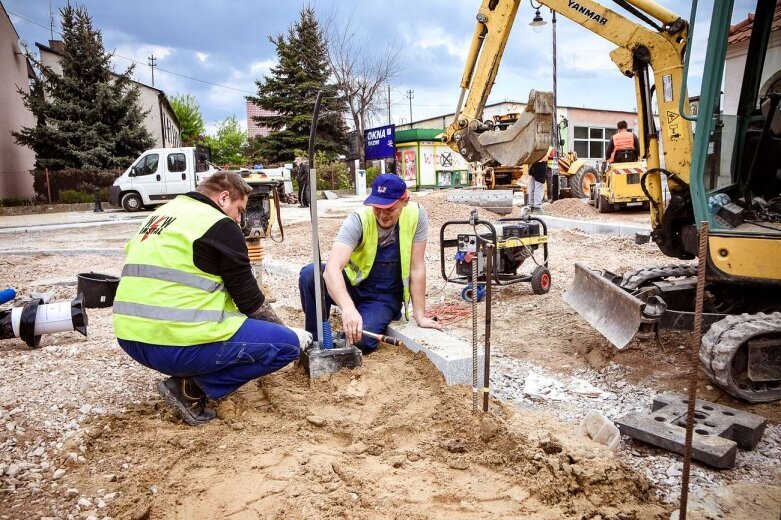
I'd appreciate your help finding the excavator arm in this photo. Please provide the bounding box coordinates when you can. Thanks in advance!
[445,0,693,233]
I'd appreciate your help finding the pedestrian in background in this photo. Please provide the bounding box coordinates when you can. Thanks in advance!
[528,155,548,213]
[296,157,310,207]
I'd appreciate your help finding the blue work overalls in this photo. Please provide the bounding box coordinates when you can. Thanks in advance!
[299,226,403,350]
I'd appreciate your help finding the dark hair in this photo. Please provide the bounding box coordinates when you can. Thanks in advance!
[196,172,252,200]
[617,120,628,130]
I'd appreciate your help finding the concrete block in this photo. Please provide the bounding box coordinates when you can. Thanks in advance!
[616,392,767,469]
[387,319,485,386]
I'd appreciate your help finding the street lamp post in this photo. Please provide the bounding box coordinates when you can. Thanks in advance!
[530,2,559,198]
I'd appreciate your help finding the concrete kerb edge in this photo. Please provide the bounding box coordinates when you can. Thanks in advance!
[537,215,650,237]
[386,320,485,386]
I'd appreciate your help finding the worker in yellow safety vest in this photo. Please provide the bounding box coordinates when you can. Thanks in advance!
[298,174,442,352]
[113,172,312,425]
[605,120,641,164]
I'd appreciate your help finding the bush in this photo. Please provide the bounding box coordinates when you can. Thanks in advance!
[57,189,95,204]
[314,152,352,191]
[32,168,122,202]
[365,166,381,186]
[0,196,38,208]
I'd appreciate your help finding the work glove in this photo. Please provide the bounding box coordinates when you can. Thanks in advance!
[290,327,314,351]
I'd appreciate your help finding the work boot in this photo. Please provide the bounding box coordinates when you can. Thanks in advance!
[156,377,216,426]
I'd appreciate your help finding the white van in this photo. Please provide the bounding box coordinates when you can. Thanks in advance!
[108,146,219,211]
[108,147,292,211]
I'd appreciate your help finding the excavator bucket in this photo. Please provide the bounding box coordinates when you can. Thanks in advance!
[563,263,645,349]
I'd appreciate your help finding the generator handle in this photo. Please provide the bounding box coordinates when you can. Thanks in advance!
[439,217,499,283]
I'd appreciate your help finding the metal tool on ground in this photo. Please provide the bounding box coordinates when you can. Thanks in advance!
[298,90,362,378]
[440,209,551,301]
[359,330,405,348]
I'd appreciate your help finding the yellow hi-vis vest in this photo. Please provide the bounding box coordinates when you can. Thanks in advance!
[113,195,247,346]
[344,202,420,319]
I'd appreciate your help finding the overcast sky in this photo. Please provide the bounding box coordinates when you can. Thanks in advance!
[4,1,756,136]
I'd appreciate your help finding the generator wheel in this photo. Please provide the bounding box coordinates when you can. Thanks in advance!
[570,165,599,199]
[598,194,614,213]
[531,266,551,295]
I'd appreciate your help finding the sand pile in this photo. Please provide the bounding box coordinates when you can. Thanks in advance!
[59,344,669,519]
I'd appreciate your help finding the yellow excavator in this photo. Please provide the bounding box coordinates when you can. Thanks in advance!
[443,0,781,402]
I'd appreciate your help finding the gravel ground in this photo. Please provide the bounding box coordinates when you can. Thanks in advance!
[0,193,779,519]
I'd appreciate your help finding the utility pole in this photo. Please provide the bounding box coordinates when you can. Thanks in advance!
[406,89,414,127]
[49,0,54,40]
[388,85,392,125]
[148,54,157,86]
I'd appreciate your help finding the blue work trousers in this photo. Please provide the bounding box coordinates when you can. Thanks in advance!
[298,264,402,350]
[118,318,300,400]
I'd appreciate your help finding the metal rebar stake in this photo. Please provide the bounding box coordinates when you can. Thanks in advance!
[679,221,709,520]
[471,254,479,414]
[483,243,493,413]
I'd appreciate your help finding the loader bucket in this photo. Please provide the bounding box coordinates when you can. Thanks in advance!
[563,263,645,349]
[447,189,514,214]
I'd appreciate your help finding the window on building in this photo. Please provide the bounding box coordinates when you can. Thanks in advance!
[573,125,620,159]
[134,154,159,176]
[167,153,186,173]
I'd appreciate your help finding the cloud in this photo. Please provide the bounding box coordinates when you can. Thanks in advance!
[195,52,209,63]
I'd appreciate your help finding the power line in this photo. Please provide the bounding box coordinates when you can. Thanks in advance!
[6,9,256,95]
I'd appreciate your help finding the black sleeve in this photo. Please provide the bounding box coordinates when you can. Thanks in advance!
[193,219,264,315]
[633,134,641,152]
[605,137,614,160]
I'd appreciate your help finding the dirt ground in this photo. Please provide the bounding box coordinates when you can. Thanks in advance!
[0,190,779,519]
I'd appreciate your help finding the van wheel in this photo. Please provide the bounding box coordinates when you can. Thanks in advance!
[121,192,143,212]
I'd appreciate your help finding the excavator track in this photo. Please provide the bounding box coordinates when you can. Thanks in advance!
[620,264,698,290]
[700,312,781,403]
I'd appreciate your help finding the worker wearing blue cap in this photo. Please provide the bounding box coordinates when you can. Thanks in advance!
[298,173,442,351]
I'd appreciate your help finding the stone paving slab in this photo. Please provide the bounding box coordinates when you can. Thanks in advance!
[387,319,485,386]
[616,392,767,469]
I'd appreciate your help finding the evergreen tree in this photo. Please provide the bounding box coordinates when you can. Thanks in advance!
[12,5,154,172]
[170,93,206,146]
[247,6,347,163]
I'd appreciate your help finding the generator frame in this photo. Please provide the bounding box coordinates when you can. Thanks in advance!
[440,212,550,294]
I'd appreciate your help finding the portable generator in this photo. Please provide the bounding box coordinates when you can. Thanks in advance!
[440,210,551,300]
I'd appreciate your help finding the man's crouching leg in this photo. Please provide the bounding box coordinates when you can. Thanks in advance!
[192,319,302,403]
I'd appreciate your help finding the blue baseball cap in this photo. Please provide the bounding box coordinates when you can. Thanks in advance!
[363,174,409,208]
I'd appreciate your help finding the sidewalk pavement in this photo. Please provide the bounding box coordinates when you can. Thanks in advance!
[0,196,367,233]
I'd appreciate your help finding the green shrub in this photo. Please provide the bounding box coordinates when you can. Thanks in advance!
[0,196,38,207]
[32,168,122,202]
[365,166,381,186]
[57,189,95,204]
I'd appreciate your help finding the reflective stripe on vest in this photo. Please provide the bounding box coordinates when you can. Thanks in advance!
[609,131,635,162]
[121,263,225,293]
[344,202,420,319]
[113,302,242,323]
[113,195,247,346]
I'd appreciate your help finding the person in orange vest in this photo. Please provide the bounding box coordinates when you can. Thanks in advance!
[605,121,640,164]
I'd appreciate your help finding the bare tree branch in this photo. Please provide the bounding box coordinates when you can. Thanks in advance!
[324,10,404,163]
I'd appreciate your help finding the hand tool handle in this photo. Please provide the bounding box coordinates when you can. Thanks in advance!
[361,330,405,347]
